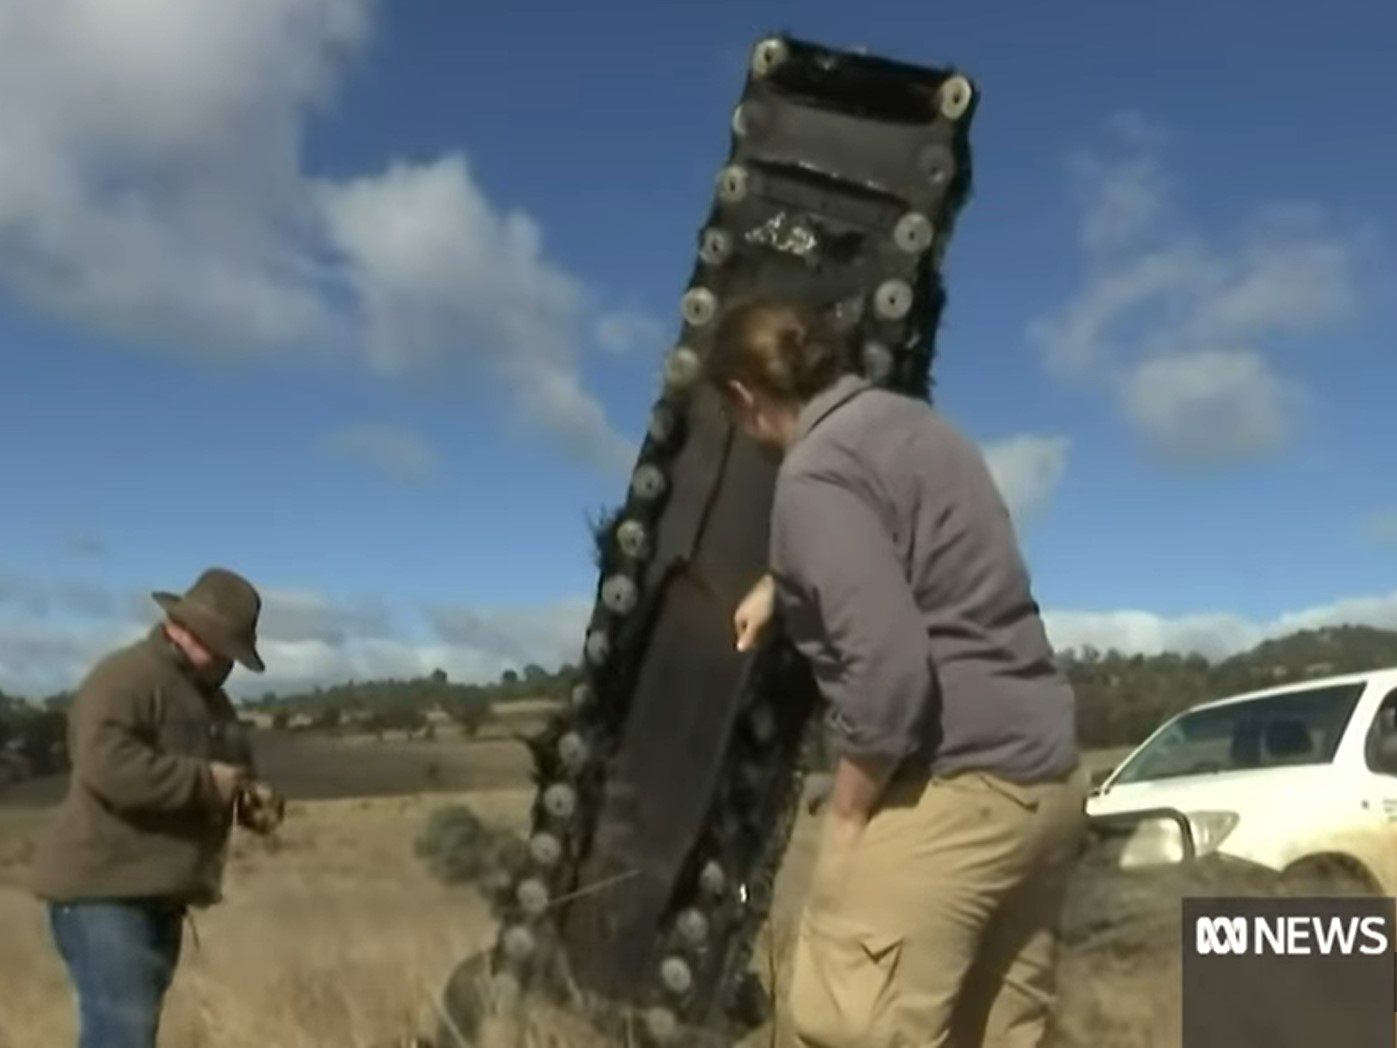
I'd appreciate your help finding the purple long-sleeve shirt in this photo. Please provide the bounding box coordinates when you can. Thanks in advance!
[770,374,1079,783]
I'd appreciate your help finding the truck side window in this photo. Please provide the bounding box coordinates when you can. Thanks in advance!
[1364,689,1397,776]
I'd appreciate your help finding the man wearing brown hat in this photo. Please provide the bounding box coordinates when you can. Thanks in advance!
[32,567,283,1048]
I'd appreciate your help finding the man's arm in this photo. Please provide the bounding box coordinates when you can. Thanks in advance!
[772,473,936,811]
[73,664,224,816]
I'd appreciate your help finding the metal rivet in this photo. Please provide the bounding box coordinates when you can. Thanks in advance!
[516,877,549,917]
[557,731,590,771]
[585,628,610,667]
[644,1006,678,1044]
[873,279,914,321]
[918,144,955,186]
[938,75,973,120]
[501,925,535,962]
[648,404,679,447]
[699,860,726,896]
[490,971,522,1005]
[681,287,718,327]
[676,908,709,947]
[748,703,776,745]
[699,227,733,266]
[893,212,934,254]
[529,832,563,868]
[543,782,577,820]
[751,37,789,77]
[659,955,693,995]
[631,464,667,502]
[664,346,702,392]
[616,519,650,560]
[716,165,749,204]
[569,681,593,709]
[601,575,638,616]
[862,341,894,383]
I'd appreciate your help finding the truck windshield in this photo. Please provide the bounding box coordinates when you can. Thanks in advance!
[1111,682,1366,785]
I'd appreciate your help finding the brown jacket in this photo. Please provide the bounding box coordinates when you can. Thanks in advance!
[30,628,251,906]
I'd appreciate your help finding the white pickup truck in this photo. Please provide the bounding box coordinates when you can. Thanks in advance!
[1086,666,1397,893]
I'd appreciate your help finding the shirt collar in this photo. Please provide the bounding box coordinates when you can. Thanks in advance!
[794,373,873,445]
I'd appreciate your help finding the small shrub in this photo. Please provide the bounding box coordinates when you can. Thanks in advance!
[414,805,524,887]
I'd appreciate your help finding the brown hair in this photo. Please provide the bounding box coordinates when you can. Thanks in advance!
[706,299,848,403]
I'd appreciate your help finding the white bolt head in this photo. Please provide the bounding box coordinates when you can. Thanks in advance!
[716,165,749,204]
[529,832,562,867]
[616,519,650,560]
[893,212,934,254]
[631,464,667,502]
[659,955,693,995]
[664,346,702,392]
[676,908,709,946]
[699,227,733,266]
[557,730,590,770]
[751,37,789,77]
[601,575,639,616]
[501,925,535,962]
[584,628,611,667]
[543,782,577,819]
[681,287,718,327]
[873,279,914,321]
[939,74,973,120]
[644,1006,678,1043]
[516,877,549,916]
[699,860,726,896]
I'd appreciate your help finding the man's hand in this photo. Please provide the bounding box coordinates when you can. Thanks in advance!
[734,574,776,653]
[828,754,895,823]
[209,761,249,808]
[235,780,286,835]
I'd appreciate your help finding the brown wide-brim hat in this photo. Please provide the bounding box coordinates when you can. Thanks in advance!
[153,567,265,674]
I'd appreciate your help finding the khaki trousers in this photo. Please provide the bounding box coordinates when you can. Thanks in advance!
[788,762,1089,1048]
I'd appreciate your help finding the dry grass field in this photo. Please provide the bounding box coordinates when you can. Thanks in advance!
[0,738,1188,1048]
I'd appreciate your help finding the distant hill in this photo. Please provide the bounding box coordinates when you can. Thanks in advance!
[5,628,1397,783]
[1067,626,1397,750]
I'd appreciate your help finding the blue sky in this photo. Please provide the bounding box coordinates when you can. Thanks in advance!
[0,0,1393,697]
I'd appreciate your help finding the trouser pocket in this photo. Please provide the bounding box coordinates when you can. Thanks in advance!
[790,911,903,1048]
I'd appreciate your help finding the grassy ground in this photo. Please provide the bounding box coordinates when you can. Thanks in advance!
[0,741,1172,1048]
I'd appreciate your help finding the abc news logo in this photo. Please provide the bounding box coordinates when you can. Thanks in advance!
[1183,898,1397,1048]
[1195,913,1391,957]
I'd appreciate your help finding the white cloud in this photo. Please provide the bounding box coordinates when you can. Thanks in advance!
[425,600,590,670]
[1045,587,1397,661]
[0,0,631,471]
[982,435,1070,521]
[1122,350,1302,464]
[318,424,440,484]
[594,309,668,356]
[0,568,590,697]
[258,589,395,645]
[1030,115,1362,465]
[5,569,1397,698]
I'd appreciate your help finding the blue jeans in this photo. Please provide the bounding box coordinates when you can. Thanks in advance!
[49,900,184,1048]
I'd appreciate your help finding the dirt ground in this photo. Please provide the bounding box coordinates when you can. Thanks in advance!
[0,740,1187,1048]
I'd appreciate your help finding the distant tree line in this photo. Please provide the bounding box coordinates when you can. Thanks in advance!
[6,628,1397,787]
[1068,626,1397,750]
[244,663,577,736]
